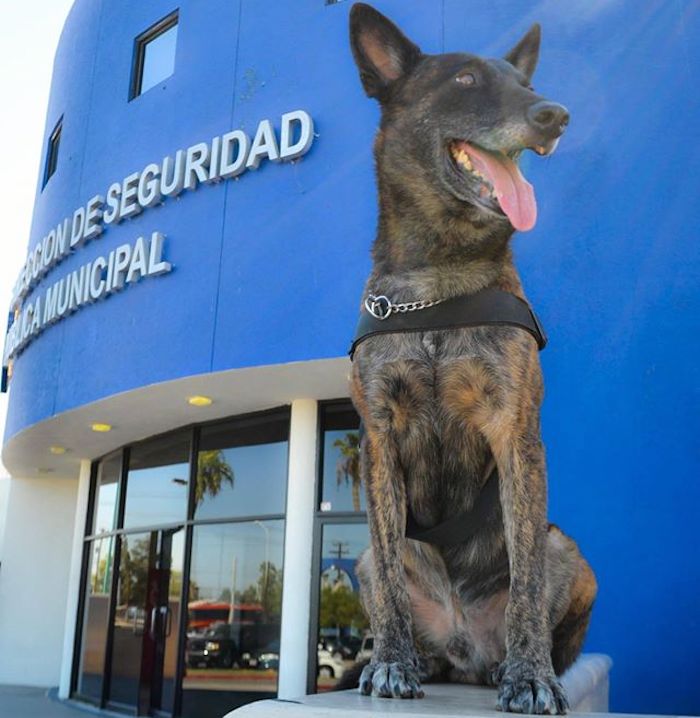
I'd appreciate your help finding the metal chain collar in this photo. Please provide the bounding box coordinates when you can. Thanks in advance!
[364,293,447,321]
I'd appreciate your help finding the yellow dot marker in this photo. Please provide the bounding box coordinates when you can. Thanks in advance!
[49,445,67,455]
[188,395,213,407]
[91,423,112,433]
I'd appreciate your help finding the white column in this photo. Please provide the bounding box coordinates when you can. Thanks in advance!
[58,459,93,698]
[0,475,78,686]
[277,399,318,699]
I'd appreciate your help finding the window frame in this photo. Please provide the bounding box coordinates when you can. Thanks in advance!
[307,400,366,694]
[129,10,179,101]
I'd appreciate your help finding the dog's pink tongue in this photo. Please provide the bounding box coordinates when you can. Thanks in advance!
[463,142,537,232]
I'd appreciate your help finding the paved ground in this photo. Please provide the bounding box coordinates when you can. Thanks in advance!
[0,686,96,718]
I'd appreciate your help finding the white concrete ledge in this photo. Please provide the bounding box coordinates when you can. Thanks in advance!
[225,655,614,718]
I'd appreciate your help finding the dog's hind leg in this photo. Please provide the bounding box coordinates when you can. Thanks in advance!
[545,527,597,675]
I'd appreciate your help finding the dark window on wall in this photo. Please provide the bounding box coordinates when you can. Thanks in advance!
[43,117,62,188]
[130,11,178,100]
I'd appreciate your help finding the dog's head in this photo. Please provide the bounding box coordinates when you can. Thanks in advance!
[349,3,569,233]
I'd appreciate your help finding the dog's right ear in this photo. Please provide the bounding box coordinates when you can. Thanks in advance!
[349,3,422,101]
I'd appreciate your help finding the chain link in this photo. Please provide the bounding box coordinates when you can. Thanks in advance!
[365,293,446,320]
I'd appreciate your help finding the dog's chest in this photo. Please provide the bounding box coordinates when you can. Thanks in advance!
[421,331,440,358]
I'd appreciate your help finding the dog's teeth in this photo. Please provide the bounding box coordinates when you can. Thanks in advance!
[451,146,474,171]
[458,152,473,170]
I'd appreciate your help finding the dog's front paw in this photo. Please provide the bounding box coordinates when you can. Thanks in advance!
[496,660,568,715]
[359,661,424,699]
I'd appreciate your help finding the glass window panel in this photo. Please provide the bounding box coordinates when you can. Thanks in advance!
[320,404,363,513]
[316,523,370,692]
[182,521,285,716]
[92,452,121,535]
[77,537,115,700]
[194,413,289,520]
[44,119,62,186]
[140,22,177,95]
[122,431,190,529]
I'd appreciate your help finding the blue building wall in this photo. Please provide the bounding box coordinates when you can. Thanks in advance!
[4,1,699,713]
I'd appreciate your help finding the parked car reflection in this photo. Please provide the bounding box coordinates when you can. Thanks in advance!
[187,622,240,668]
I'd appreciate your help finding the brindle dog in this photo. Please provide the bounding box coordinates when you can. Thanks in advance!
[347,4,597,714]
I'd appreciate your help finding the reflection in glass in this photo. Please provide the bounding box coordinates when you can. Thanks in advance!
[320,404,362,513]
[194,413,289,520]
[77,538,115,700]
[316,523,370,692]
[182,521,285,717]
[108,529,184,712]
[140,22,178,95]
[123,431,190,529]
[92,452,121,535]
[108,532,152,707]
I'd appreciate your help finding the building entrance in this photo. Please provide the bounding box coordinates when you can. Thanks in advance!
[108,527,184,715]
[73,410,291,717]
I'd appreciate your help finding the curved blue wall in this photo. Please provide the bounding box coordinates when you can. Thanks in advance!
[5,1,700,713]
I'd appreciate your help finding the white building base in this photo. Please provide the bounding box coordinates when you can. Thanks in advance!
[226,654,613,717]
[0,474,78,686]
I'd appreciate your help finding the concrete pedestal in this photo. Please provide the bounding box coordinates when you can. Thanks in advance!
[226,654,613,718]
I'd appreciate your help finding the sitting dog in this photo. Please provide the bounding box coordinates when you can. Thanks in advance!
[347,4,597,714]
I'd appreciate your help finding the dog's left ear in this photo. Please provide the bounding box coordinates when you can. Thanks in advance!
[349,3,422,102]
[504,23,541,82]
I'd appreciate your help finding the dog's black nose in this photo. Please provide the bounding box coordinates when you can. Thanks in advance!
[527,101,570,137]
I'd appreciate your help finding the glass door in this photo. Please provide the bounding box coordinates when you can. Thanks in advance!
[107,527,184,715]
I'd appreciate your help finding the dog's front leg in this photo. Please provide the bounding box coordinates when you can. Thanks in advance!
[357,427,424,699]
[494,429,568,715]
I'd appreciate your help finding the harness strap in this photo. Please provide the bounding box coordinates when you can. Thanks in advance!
[349,287,546,359]
[405,466,500,545]
[358,420,501,546]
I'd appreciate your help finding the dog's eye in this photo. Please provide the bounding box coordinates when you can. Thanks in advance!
[456,72,476,86]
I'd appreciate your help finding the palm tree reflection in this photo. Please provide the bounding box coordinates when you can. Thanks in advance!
[333,432,361,512]
[196,450,235,505]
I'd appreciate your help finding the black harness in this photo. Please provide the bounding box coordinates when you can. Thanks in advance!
[349,287,546,359]
[350,288,547,546]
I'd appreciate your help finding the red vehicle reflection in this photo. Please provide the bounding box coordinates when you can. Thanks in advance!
[187,600,264,632]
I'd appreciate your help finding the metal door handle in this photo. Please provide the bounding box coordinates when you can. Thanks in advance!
[160,605,172,637]
[149,606,158,639]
